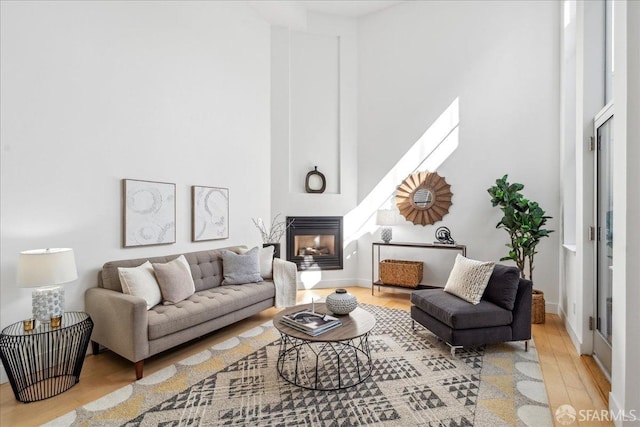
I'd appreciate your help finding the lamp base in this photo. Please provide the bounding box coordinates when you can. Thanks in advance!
[381,227,393,243]
[32,286,64,323]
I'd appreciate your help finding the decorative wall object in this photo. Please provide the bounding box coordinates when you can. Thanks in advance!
[305,166,326,193]
[192,186,229,241]
[435,226,455,244]
[396,171,452,226]
[123,179,176,247]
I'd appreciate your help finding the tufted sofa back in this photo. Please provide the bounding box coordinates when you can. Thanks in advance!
[99,246,247,293]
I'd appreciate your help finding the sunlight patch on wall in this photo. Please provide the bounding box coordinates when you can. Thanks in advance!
[343,97,460,246]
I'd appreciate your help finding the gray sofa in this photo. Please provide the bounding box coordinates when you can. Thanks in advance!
[85,246,297,379]
[410,264,532,355]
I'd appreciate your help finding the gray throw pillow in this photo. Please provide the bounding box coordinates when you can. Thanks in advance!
[221,247,263,285]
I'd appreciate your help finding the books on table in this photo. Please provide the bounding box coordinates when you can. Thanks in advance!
[280,309,343,336]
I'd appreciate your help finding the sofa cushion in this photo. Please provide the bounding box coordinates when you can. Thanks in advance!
[147,282,275,340]
[443,254,495,304]
[482,264,520,310]
[411,289,512,329]
[117,261,162,310]
[221,247,263,285]
[153,255,196,305]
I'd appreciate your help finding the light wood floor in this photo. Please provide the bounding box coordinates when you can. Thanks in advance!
[0,287,611,426]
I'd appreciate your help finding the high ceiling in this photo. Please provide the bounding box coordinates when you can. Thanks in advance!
[249,1,404,30]
[301,1,403,18]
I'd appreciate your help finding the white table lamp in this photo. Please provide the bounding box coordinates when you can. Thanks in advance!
[18,248,78,323]
[376,209,396,243]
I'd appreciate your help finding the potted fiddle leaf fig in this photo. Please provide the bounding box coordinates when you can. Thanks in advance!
[487,175,553,281]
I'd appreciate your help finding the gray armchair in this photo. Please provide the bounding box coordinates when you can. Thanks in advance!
[410,265,532,355]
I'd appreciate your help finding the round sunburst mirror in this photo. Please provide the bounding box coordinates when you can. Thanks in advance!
[396,171,453,226]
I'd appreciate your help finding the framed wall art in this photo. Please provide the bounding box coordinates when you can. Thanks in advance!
[123,179,176,247]
[192,186,229,241]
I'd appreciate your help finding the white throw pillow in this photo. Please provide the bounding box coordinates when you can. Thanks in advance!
[240,245,275,280]
[444,254,495,305]
[118,261,162,310]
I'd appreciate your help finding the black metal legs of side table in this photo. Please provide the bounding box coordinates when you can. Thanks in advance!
[276,333,372,391]
[0,313,93,403]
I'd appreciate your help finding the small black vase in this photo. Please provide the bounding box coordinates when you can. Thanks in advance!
[263,243,281,259]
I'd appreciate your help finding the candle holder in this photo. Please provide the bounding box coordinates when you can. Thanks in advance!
[23,319,35,332]
[50,315,62,328]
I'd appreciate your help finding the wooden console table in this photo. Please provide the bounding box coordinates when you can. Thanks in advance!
[371,241,467,295]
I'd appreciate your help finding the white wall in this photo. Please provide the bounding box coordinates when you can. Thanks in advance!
[271,12,359,288]
[357,1,561,302]
[0,1,271,340]
[558,0,606,354]
[610,1,640,422]
[289,31,341,194]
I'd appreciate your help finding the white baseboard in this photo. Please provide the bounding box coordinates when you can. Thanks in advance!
[299,279,369,290]
[545,302,558,316]
[609,392,623,427]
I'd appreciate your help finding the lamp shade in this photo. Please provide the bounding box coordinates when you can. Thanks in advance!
[17,248,78,288]
[375,209,396,226]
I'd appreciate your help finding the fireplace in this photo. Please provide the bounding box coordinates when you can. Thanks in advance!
[286,216,343,271]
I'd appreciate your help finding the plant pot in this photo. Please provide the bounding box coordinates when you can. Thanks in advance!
[263,243,280,258]
[532,289,545,324]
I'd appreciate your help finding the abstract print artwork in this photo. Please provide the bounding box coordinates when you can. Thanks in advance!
[192,186,229,241]
[123,179,176,247]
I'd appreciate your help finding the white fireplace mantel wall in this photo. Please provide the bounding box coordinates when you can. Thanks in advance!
[271,12,359,288]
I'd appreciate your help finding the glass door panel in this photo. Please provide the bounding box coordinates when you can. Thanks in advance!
[594,113,613,375]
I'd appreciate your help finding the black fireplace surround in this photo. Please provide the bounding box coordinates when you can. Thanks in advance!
[286,216,343,271]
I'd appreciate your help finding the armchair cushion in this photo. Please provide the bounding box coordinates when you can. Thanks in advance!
[482,264,520,310]
[411,289,512,329]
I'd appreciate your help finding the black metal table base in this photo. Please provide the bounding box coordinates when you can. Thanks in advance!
[276,332,372,391]
[0,312,93,403]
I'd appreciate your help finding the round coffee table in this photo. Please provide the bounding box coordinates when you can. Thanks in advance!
[273,303,376,391]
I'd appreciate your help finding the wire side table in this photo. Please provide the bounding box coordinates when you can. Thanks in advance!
[0,311,93,403]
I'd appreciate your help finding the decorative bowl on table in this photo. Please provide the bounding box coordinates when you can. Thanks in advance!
[325,289,358,315]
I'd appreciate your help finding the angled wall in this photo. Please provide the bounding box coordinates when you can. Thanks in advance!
[357,1,561,303]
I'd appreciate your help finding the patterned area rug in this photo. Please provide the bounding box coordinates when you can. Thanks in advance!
[48,304,552,426]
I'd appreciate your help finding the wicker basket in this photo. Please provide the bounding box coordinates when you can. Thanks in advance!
[379,259,423,288]
[532,289,545,324]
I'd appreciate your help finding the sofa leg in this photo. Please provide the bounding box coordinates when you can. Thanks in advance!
[91,341,100,355]
[411,320,415,330]
[135,360,144,380]
[525,340,529,352]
